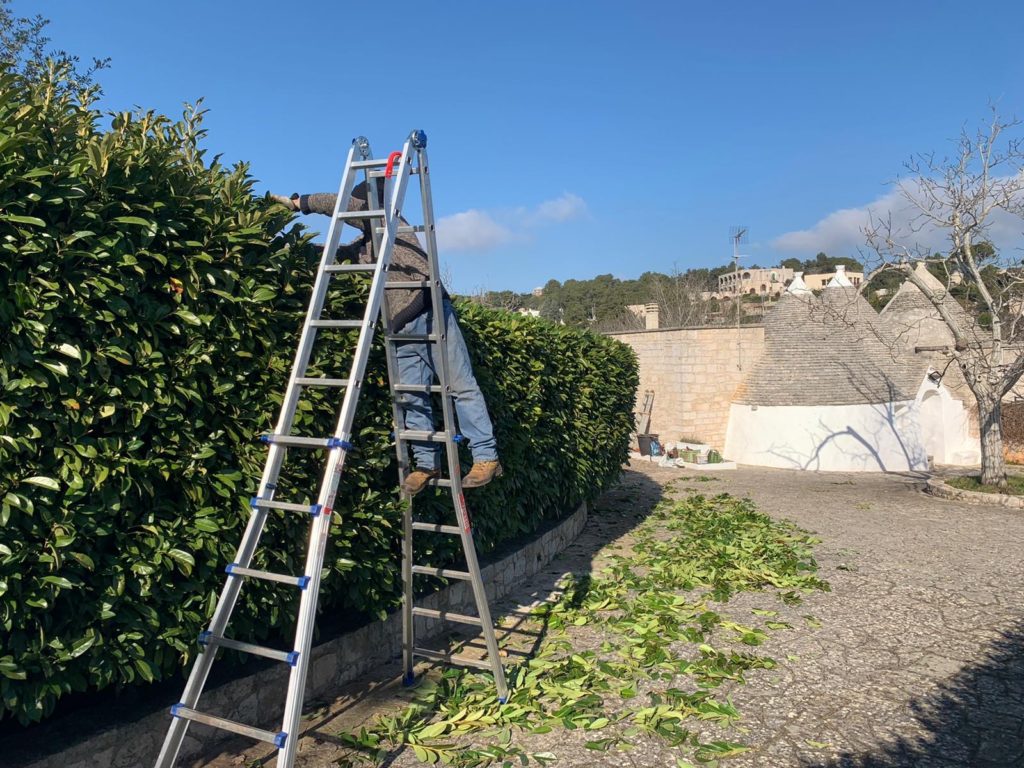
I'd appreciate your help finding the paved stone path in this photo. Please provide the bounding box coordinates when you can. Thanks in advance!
[204,462,1024,768]
[700,463,1024,768]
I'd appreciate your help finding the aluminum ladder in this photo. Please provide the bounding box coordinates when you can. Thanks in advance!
[155,130,507,768]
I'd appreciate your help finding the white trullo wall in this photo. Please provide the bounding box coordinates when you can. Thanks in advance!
[725,401,929,471]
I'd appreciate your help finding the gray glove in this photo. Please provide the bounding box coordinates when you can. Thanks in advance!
[269,193,299,212]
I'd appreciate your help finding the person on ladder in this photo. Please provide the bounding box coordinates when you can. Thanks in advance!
[271,185,502,493]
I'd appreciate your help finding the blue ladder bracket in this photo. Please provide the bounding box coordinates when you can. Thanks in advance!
[274,731,288,749]
[297,575,311,590]
[198,631,212,646]
[327,438,354,450]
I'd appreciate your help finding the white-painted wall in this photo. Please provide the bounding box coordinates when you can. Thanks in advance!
[914,376,980,466]
[724,401,929,471]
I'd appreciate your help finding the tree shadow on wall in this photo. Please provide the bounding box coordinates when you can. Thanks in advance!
[763,364,927,473]
[804,620,1024,767]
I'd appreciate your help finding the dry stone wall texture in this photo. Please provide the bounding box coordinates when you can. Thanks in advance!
[607,326,765,450]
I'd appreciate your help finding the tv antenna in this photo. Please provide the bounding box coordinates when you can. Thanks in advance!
[729,226,749,370]
[730,225,748,265]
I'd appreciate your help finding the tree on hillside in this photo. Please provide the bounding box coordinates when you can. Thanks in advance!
[803,252,863,274]
[865,112,1024,486]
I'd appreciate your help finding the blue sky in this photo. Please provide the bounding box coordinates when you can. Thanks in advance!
[23,0,1024,294]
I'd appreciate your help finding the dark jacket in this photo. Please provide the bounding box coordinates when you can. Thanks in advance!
[299,182,448,331]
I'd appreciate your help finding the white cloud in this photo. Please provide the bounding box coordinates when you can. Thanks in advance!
[773,179,1024,259]
[437,193,588,252]
[531,192,588,223]
[436,210,512,251]
[772,189,912,255]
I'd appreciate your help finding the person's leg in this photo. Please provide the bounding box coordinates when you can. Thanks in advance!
[394,310,439,473]
[441,301,499,468]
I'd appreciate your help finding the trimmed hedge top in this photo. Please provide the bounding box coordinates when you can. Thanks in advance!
[0,66,638,724]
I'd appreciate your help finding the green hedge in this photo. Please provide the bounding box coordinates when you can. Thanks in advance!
[0,66,638,724]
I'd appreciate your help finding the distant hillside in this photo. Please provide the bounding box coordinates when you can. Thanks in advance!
[469,252,863,331]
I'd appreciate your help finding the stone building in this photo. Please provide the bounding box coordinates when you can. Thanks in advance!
[801,269,865,289]
[879,264,982,465]
[724,274,931,471]
[610,266,987,470]
[717,266,794,297]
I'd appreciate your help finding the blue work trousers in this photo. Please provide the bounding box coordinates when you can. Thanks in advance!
[395,300,498,470]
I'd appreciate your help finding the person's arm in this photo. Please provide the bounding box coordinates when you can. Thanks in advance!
[297,192,343,216]
[270,182,372,217]
[269,182,424,254]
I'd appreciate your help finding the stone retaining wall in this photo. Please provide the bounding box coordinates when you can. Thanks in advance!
[6,502,588,768]
[605,325,765,449]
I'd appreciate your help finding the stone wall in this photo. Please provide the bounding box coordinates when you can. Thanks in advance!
[607,325,765,451]
[5,503,589,768]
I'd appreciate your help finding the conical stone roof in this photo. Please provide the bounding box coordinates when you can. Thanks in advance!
[880,263,980,350]
[734,285,924,406]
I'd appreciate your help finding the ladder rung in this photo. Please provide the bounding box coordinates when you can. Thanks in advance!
[170,705,287,748]
[386,280,431,289]
[260,435,352,450]
[412,607,483,626]
[427,477,454,488]
[310,320,364,329]
[374,224,425,234]
[412,647,494,670]
[411,565,473,581]
[249,497,323,515]
[367,169,419,178]
[337,209,386,221]
[200,633,299,666]
[325,263,376,273]
[386,333,437,343]
[295,377,350,388]
[411,522,462,534]
[350,158,389,169]
[225,564,310,589]
[393,383,443,393]
[397,430,459,444]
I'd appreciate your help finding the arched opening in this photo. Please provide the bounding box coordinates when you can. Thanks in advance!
[920,389,945,463]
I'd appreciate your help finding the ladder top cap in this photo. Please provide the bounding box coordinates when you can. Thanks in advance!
[410,130,427,149]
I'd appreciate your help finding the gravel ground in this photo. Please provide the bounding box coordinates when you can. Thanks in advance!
[200,461,1024,768]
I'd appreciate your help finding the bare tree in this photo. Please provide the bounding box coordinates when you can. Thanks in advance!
[468,285,525,313]
[865,111,1024,486]
[648,269,716,328]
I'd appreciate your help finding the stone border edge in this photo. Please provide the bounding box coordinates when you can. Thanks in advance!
[924,477,1024,509]
[12,502,589,768]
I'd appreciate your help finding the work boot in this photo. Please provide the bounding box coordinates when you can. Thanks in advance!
[402,468,440,495]
[462,460,503,488]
